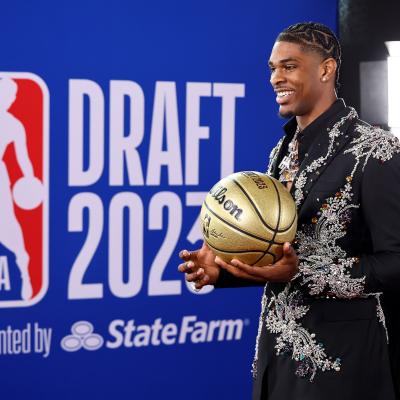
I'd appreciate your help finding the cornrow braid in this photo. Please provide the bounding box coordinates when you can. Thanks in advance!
[276,22,342,89]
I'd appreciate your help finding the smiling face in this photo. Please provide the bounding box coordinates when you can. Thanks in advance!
[268,41,332,121]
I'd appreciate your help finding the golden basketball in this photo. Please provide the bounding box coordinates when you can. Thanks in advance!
[200,171,297,266]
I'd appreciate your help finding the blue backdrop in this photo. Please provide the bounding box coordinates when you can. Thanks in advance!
[0,1,337,398]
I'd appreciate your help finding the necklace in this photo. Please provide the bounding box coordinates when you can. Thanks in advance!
[278,126,301,183]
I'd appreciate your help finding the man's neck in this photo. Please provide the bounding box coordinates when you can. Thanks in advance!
[296,94,338,131]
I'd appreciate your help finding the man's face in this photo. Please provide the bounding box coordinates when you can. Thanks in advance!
[268,41,325,118]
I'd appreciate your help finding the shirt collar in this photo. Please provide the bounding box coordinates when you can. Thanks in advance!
[282,98,346,161]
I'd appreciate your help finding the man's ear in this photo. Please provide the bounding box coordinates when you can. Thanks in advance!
[320,57,337,83]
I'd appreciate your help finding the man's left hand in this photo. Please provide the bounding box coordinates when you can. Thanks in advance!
[214,242,299,283]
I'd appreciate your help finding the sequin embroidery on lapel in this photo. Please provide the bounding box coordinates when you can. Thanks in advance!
[267,137,284,176]
[293,108,357,207]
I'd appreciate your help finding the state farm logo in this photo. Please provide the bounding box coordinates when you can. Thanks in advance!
[0,72,49,307]
[61,321,104,352]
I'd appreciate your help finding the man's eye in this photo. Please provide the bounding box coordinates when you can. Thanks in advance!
[269,67,276,74]
[284,65,296,71]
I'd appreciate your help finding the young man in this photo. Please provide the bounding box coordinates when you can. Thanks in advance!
[178,22,400,399]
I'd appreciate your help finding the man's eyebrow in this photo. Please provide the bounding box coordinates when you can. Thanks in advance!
[268,57,299,66]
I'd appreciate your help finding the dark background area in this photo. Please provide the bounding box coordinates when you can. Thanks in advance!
[339,0,400,114]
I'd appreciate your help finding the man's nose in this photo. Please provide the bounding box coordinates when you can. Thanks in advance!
[270,69,285,86]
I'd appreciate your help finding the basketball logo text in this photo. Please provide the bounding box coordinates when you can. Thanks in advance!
[242,171,268,189]
[209,185,243,221]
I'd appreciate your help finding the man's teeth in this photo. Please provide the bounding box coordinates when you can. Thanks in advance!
[277,91,294,97]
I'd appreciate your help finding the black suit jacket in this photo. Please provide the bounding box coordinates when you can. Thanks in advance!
[216,101,400,400]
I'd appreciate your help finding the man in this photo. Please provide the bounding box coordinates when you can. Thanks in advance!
[0,77,34,300]
[178,22,400,399]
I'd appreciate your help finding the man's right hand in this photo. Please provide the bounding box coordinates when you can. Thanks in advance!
[178,242,220,290]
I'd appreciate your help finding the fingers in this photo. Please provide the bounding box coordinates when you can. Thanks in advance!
[185,267,210,290]
[178,260,195,273]
[177,245,213,290]
[282,242,295,257]
[193,273,210,290]
[231,258,273,281]
[214,256,230,269]
[282,242,299,269]
[230,258,259,275]
[215,256,265,282]
[179,249,192,261]
[185,267,204,282]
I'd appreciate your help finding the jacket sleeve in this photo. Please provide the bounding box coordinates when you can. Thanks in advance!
[351,155,400,293]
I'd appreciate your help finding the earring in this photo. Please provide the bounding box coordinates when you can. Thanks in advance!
[322,77,327,82]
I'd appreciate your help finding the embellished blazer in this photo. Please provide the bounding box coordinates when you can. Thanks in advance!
[217,100,400,400]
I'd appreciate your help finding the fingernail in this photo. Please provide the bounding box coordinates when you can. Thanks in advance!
[179,250,187,258]
[187,261,194,268]
[197,268,204,275]
[230,259,238,266]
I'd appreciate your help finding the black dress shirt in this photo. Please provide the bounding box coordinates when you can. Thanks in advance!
[279,99,347,170]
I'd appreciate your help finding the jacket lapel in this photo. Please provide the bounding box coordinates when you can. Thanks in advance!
[268,118,298,179]
[269,135,290,179]
[290,107,358,210]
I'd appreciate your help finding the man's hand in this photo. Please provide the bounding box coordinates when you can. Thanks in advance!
[178,242,220,290]
[214,242,299,283]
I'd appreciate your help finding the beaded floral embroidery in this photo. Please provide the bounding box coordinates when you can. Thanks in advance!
[265,286,341,381]
[251,288,268,378]
[297,120,400,297]
[345,123,400,172]
[254,111,400,382]
[293,108,357,206]
[297,180,365,298]
[267,137,284,176]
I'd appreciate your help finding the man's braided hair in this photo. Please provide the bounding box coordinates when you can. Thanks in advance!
[276,22,341,89]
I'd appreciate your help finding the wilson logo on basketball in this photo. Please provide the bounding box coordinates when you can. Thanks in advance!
[209,185,243,221]
[0,73,49,307]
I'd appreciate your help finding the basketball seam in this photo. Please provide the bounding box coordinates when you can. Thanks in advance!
[253,251,276,266]
[266,178,281,263]
[203,200,274,244]
[231,176,294,265]
[204,238,265,255]
[231,177,293,233]
[231,178,276,231]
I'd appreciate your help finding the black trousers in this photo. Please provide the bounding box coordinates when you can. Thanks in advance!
[253,298,396,400]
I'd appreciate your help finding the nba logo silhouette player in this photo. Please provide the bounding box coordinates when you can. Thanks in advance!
[0,77,43,300]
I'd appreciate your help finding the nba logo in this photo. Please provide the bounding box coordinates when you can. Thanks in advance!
[0,72,49,307]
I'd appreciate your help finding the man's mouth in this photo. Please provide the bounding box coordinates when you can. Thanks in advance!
[275,90,295,105]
